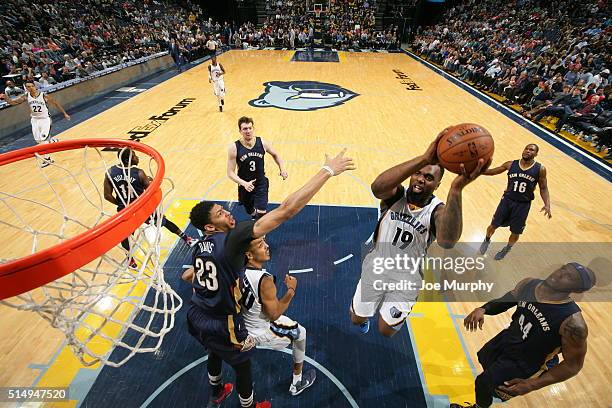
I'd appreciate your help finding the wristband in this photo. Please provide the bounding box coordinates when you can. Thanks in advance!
[321,165,334,176]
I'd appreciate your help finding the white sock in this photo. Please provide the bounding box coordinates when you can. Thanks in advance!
[292,373,302,384]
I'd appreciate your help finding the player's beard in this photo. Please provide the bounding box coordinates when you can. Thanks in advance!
[406,186,431,207]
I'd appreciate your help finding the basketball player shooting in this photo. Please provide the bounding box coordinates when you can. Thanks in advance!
[227,116,289,219]
[0,80,70,167]
[479,143,551,260]
[452,262,596,408]
[350,127,490,337]
[208,54,226,112]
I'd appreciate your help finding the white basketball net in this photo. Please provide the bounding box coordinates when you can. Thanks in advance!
[0,145,182,367]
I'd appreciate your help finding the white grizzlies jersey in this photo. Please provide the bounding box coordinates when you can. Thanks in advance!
[372,185,444,274]
[28,91,49,119]
[210,63,223,81]
[241,268,273,334]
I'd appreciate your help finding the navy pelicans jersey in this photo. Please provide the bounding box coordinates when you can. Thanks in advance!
[240,267,274,334]
[28,91,49,119]
[504,160,541,202]
[235,137,266,183]
[106,165,145,210]
[506,279,580,370]
[191,233,242,317]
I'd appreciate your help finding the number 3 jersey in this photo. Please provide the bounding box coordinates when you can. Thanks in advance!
[504,160,540,202]
[480,279,580,372]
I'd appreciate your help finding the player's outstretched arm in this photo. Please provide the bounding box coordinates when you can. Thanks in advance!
[434,159,489,248]
[497,312,587,397]
[263,139,288,179]
[538,165,551,218]
[260,274,296,321]
[252,148,355,238]
[44,94,70,120]
[482,160,511,176]
[0,93,26,106]
[371,128,450,200]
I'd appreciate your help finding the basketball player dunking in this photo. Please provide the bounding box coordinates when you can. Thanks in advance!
[0,80,70,167]
[104,148,196,268]
[227,116,288,219]
[479,144,551,260]
[208,55,226,112]
[452,263,595,408]
[350,128,489,336]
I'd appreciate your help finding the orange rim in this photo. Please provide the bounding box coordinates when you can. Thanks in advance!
[0,139,164,300]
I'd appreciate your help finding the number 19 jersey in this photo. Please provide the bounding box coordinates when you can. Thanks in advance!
[373,185,444,271]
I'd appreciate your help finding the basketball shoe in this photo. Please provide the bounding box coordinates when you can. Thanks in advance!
[207,383,233,408]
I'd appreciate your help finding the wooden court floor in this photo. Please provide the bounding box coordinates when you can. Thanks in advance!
[0,50,610,407]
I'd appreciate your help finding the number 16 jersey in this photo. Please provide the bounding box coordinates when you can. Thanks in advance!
[504,160,540,202]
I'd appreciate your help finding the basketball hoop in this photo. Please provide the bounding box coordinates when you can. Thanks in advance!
[0,139,182,367]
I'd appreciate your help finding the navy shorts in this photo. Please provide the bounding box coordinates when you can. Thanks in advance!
[186,304,253,365]
[238,177,269,215]
[491,196,531,234]
[477,331,538,401]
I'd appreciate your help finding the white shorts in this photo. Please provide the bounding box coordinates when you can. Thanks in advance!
[351,279,416,327]
[252,315,303,350]
[213,79,225,98]
[31,117,52,143]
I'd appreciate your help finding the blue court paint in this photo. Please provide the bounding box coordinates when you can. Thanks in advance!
[81,203,428,407]
[291,50,340,62]
[402,50,612,181]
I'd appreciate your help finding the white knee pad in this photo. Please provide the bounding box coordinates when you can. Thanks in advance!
[292,324,306,364]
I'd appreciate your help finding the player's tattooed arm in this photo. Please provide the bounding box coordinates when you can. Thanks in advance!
[482,160,511,176]
[434,159,488,248]
[500,312,588,396]
[371,129,450,200]
[538,165,552,218]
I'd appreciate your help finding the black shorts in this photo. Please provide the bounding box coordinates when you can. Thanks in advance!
[491,196,531,234]
[238,177,269,215]
[477,331,538,401]
[186,304,253,365]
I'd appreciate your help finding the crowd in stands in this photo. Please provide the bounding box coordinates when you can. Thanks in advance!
[0,0,230,93]
[412,0,612,159]
[257,0,399,50]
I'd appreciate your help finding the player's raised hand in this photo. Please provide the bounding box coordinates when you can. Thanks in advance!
[423,126,452,165]
[540,205,552,219]
[464,307,485,332]
[324,148,356,176]
[451,158,492,190]
[280,170,288,180]
[242,179,256,192]
[284,274,297,292]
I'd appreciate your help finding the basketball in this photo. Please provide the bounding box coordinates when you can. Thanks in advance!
[436,123,494,174]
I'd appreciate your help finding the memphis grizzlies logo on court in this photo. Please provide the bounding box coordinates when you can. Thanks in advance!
[249,81,358,111]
